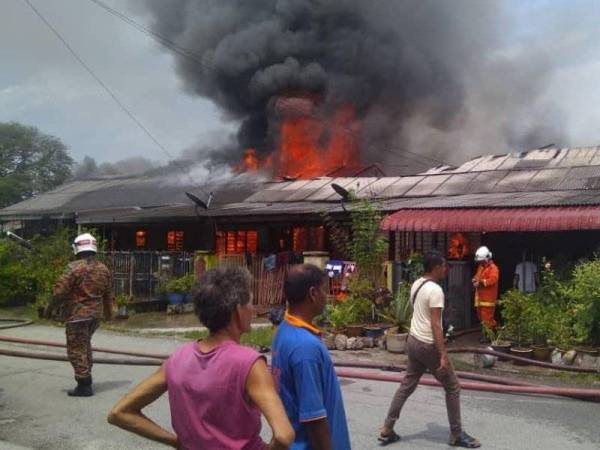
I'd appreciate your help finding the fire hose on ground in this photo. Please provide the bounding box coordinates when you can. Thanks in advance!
[0,318,34,330]
[1,335,599,401]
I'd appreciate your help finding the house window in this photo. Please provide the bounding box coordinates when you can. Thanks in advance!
[135,230,147,248]
[216,230,258,255]
[292,226,325,253]
[167,230,184,251]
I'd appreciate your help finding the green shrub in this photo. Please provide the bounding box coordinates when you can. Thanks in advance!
[380,281,413,332]
[567,258,600,346]
[27,228,73,307]
[500,289,534,347]
[0,228,74,307]
[115,293,131,307]
[328,301,355,331]
[328,278,374,330]
[0,239,36,306]
[165,273,196,293]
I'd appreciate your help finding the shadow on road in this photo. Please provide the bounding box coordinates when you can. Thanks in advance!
[394,422,449,445]
[60,380,131,395]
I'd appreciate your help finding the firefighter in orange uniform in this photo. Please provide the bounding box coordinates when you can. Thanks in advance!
[472,246,499,332]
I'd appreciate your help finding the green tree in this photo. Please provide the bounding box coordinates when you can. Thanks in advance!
[347,197,388,279]
[0,122,73,208]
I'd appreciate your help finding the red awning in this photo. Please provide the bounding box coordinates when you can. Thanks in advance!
[380,206,600,232]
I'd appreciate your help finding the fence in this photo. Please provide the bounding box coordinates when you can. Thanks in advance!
[99,251,194,299]
[99,251,289,311]
[211,254,289,312]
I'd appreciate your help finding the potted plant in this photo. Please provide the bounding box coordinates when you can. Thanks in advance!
[381,282,413,353]
[529,301,554,362]
[328,302,350,333]
[335,278,374,337]
[364,287,394,339]
[178,273,196,303]
[500,290,533,364]
[115,293,131,319]
[329,296,369,337]
[549,308,576,358]
[483,325,511,361]
[164,276,189,305]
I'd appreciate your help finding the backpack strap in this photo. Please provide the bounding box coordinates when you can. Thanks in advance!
[410,279,433,306]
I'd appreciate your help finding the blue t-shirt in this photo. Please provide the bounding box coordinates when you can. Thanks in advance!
[272,320,351,450]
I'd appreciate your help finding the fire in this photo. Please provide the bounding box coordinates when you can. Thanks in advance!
[234,148,273,173]
[275,99,360,178]
[233,97,361,178]
[241,148,259,171]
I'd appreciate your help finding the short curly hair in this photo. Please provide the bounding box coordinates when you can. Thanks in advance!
[192,266,252,333]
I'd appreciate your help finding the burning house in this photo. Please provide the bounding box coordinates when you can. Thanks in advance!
[4,145,600,323]
[3,1,594,321]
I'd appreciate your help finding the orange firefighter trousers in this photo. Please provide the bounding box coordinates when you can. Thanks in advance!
[477,306,497,329]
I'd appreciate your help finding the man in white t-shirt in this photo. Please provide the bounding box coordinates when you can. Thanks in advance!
[378,251,480,448]
[514,252,539,293]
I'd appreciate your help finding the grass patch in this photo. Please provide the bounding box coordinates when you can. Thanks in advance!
[183,326,275,349]
[0,304,57,326]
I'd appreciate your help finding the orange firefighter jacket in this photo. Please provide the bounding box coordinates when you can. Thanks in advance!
[473,261,500,307]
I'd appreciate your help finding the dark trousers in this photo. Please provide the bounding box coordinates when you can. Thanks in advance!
[66,319,99,380]
[385,335,462,435]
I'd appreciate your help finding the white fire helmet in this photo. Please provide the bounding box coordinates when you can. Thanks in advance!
[475,246,492,262]
[72,233,97,255]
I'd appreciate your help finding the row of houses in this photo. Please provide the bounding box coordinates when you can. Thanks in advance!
[3,146,600,327]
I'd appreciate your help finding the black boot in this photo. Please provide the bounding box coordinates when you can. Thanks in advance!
[68,376,93,397]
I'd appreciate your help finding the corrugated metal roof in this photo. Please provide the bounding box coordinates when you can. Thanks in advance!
[0,175,262,219]
[381,190,600,210]
[5,146,600,224]
[77,201,345,224]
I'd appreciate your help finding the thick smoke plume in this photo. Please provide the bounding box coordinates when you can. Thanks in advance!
[143,0,567,169]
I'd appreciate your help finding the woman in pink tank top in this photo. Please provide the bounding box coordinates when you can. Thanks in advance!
[108,266,295,449]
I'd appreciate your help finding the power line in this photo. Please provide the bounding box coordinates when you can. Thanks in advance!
[21,0,211,199]
[87,0,453,169]
[88,0,205,66]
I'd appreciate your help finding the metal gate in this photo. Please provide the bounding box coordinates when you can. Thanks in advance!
[443,261,474,330]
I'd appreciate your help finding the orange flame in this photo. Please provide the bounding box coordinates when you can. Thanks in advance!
[276,100,360,178]
[234,98,361,178]
[242,148,259,171]
[235,148,259,172]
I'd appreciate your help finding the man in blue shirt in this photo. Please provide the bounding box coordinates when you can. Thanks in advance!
[272,264,351,450]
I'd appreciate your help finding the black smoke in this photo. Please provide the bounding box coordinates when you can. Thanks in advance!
[142,0,567,169]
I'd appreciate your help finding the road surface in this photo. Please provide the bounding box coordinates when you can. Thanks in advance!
[0,325,598,449]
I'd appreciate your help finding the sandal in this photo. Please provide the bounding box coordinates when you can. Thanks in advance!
[449,431,481,448]
[378,430,401,446]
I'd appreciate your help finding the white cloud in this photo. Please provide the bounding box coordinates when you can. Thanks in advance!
[0,0,229,164]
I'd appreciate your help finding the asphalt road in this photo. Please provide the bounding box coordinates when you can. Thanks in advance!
[0,325,599,449]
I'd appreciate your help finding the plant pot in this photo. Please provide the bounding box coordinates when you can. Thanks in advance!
[345,324,364,338]
[386,327,408,353]
[363,326,385,339]
[531,345,553,362]
[510,347,533,365]
[116,305,129,319]
[167,292,185,305]
[491,341,511,361]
